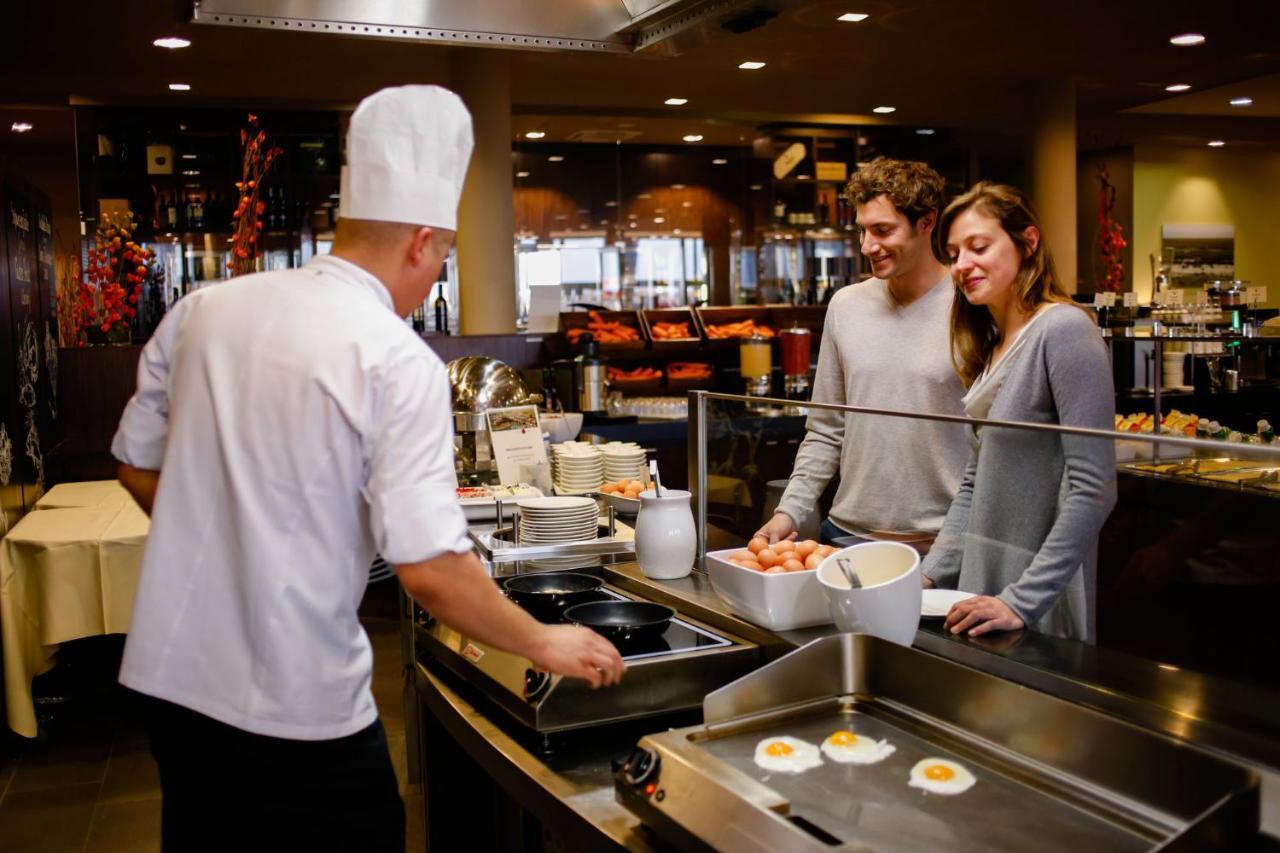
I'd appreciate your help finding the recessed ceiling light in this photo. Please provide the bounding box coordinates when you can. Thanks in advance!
[664,98,688,106]
[168,83,191,91]
[750,184,763,190]
[10,122,33,133]
[1169,32,1205,46]
[1165,83,1192,93]
[796,174,811,180]
[547,155,564,162]
[524,131,545,139]
[682,201,693,207]
[655,208,666,213]
[516,171,530,178]
[682,134,703,142]
[671,183,686,189]
[1229,96,1253,107]
[654,217,666,223]
[637,193,652,199]
[673,228,682,234]
[182,170,200,176]
[712,158,728,165]
[153,36,191,49]
[738,61,766,70]
[872,106,896,114]
[916,128,936,135]
[1208,140,1226,147]
[181,153,198,159]
[837,13,869,22]
[604,200,618,207]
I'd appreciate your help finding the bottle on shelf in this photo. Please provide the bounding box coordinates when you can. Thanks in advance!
[166,193,179,231]
[433,281,450,335]
[191,192,204,231]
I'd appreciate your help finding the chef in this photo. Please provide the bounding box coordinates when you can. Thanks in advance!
[112,85,624,852]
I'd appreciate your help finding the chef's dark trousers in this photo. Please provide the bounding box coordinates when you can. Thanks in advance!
[139,692,404,853]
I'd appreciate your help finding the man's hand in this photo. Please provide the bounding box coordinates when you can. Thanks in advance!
[755,512,798,545]
[117,463,160,515]
[943,595,1024,637]
[529,625,625,689]
[921,574,935,589]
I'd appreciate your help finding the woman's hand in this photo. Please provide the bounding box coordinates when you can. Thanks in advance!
[943,595,1024,637]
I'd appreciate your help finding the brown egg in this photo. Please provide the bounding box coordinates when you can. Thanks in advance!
[774,540,796,554]
[757,549,780,568]
[747,536,769,555]
[782,558,805,572]
[764,566,787,574]
[794,540,818,558]
[733,550,755,562]
[804,552,823,570]
[739,560,762,572]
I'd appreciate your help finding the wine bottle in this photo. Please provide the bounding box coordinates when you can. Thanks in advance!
[433,282,450,335]
[192,193,204,230]
[166,193,178,230]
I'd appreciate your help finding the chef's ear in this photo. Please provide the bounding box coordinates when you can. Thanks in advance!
[408,226,436,267]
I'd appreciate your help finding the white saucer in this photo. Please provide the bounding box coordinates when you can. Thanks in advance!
[921,589,977,618]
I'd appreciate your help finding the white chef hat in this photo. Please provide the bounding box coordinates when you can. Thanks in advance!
[339,85,474,231]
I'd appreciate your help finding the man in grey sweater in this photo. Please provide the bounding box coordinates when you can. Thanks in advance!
[759,159,969,549]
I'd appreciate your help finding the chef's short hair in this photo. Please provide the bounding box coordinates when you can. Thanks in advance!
[847,157,945,225]
[334,218,454,250]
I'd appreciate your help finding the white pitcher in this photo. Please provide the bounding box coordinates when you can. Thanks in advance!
[634,488,696,580]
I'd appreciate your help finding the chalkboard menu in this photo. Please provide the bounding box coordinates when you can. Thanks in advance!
[0,169,60,525]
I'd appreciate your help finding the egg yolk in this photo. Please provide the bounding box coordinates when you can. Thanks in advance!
[765,741,795,757]
[924,764,955,781]
[828,731,857,747]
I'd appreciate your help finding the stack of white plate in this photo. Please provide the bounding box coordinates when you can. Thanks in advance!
[516,496,600,545]
[602,442,648,483]
[551,443,605,494]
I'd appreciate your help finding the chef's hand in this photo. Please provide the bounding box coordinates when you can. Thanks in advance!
[943,595,1024,637]
[530,625,626,689]
[755,512,798,545]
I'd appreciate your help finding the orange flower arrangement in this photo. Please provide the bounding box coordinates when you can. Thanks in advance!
[75,212,154,344]
[228,114,284,277]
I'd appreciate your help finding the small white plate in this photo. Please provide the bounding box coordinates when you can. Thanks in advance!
[921,589,977,618]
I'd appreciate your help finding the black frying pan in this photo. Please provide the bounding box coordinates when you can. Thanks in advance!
[501,572,605,624]
[563,601,675,645]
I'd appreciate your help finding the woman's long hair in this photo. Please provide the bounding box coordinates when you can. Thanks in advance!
[936,182,1080,387]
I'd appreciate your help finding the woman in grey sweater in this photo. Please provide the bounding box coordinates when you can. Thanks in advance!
[920,183,1117,641]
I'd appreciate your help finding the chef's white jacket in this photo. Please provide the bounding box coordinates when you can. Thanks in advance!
[112,254,469,740]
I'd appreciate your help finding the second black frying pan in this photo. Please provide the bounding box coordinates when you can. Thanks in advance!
[563,601,675,645]
[502,572,605,623]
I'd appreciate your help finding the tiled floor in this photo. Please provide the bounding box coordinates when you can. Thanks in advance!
[0,618,424,852]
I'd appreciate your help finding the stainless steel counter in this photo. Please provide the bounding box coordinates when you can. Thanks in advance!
[414,559,1280,848]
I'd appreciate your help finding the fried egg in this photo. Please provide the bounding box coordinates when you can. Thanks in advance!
[820,730,896,765]
[908,758,976,795]
[753,736,823,773]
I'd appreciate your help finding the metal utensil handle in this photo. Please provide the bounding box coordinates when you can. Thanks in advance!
[836,557,862,589]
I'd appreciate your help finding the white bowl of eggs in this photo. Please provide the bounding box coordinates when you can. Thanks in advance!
[704,537,838,631]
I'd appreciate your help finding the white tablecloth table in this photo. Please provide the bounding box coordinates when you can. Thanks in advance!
[1,481,148,737]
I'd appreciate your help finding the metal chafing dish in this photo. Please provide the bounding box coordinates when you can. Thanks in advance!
[447,356,541,479]
[615,634,1258,852]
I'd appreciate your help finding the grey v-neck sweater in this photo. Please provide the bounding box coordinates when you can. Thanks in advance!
[921,304,1117,641]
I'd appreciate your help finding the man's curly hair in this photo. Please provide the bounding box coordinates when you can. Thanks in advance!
[846,157,945,224]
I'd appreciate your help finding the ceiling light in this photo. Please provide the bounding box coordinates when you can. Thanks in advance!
[1165,83,1192,93]
[872,105,896,114]
[516,171,530,178]
[168,83,191,91]
[10,122,32,133]
[604,200,618,207]
[637,193,652,199]
[654,217,666,223]
[182,170,200,176]
[796,174,811,180]
[738,61,766,70]
[1208,140,1225,147]
[1169,32,1205,46]
[664,98,688,106]
[181,153,198,160]
[682,134,703,142]
[682,201,693,207]
[916,128,936,135]
[524,131,546,139]
[153,36,191,49]
[1229,96,1253,106]
[547,155,564,162]
[672,183,686,189]
[837,13,869,22]
[673,228,682,234]
[750,184,763,190]
[712,158,728,165]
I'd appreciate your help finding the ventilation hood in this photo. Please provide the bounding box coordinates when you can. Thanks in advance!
[189,0,789,55]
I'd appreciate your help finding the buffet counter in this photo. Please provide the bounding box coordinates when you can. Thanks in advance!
[413,556,1280,851]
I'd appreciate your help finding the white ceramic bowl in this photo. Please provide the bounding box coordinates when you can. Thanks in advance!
[598,491,641,516]
[816,541,922,646]
[705,548,832,631]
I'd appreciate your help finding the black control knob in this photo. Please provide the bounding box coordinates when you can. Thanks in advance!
[619,746,660,787]
[523,668,551,702]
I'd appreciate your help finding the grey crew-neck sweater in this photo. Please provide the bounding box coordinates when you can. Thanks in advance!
[775,276,969,538]
[921,305,1117,641]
